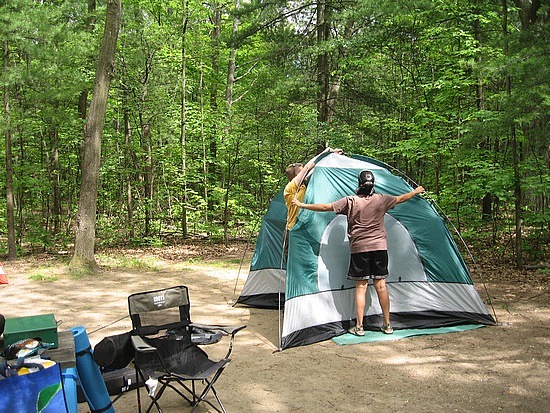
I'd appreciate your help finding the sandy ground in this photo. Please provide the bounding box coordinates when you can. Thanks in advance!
[1,246,548,413]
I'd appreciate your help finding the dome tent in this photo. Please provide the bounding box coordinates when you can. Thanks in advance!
[236,153,495,349]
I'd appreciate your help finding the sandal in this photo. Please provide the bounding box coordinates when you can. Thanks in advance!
[348,325,365,336]
[380,324,394,334]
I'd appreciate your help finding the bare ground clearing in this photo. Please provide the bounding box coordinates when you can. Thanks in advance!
[1,244,548,413]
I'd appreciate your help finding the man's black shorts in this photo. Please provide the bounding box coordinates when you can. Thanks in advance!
[347,250,389,281]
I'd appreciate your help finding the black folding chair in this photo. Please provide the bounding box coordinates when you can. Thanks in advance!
[128,285,246,413]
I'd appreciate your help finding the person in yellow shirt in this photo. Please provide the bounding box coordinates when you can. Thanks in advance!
[284,161,310,231]
[284,148,342,230]
[282,148,343,258]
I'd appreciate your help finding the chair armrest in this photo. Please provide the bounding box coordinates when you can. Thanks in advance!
[131,335,157,353]
[190,323,247,337]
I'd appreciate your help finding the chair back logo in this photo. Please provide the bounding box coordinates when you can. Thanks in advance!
[153,293,166,307]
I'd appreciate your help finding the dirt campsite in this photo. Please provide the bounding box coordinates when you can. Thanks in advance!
[1,242,548,413]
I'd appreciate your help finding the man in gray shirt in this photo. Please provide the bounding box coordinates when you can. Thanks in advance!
[293,170,425,336]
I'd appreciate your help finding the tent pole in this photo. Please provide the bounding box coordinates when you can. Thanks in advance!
[277,229,288,351]
[230,238,252,306]
[432,203,499,324]
[377,158,499,325]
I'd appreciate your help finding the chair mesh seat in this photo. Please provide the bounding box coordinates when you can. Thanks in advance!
[136,335,228,379]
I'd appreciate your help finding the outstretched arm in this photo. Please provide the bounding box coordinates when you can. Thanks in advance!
[396,186,425,204]
[292,198,333,212]
[293,147,343,186]
[292,159,315,186]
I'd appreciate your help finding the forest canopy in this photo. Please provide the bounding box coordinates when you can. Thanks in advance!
[1,0,548,269]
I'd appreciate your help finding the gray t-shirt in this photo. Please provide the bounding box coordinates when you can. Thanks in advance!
[332,194,397,253]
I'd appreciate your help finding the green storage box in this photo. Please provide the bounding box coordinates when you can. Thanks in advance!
[3,313,58,348]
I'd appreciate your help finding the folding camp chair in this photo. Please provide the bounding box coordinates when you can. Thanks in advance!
[128,285,246,413]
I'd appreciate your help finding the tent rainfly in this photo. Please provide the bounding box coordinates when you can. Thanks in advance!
[236,153,496,349]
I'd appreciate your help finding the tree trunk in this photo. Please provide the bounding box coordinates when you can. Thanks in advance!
[43,126,62,235]
[199,59,209,226]
[119,16,135,240]
[502,0,522,269]
[143,123,153,237]
[510,0,542,270]
[77,0,97,120]
[180,1,188,238]
[473,1,493,224]
[71,0,121,271]
[222,0,240,245]
[513,0,541,28]
[316,0,330,124]
[124,104,135,239]
[3,39,16,260]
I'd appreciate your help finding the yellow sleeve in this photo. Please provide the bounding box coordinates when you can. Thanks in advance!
[284,181,307,230]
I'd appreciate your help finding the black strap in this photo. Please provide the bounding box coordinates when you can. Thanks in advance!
[75,345,92,357]
[20,362,45,371]
[90,401,113,413]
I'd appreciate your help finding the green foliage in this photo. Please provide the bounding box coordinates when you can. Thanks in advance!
[28,268,59,282]
[68,266,96,279]
[0,0,547,267]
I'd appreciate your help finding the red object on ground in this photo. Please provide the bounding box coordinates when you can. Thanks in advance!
[0,263,8,284]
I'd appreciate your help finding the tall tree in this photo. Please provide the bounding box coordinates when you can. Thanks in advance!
[3,39,16,260]
[71,0,121,271]
[222,0,240,244]
[507,0,545,269]
[180,0,189,238]
[316,0,331,125]
[501,0,521,269]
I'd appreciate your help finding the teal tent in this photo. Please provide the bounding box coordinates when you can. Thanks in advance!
[236,153,495,349]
